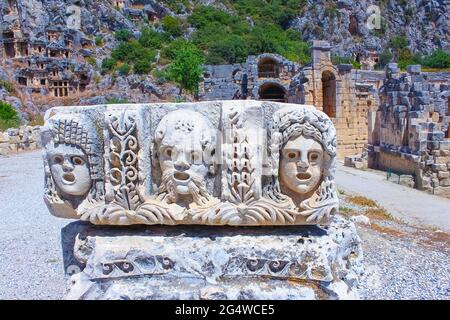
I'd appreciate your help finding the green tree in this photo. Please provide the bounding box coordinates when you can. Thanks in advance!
[390,36,408,49]
[206,35,249,64]
[166,42,204,95]
[0,101,20,130]
[377,49,393,69]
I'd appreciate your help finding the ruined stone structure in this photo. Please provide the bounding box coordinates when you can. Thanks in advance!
[108,0,170,22]
[200,41,450,161]
[0,125,41,155]
[199,41,385,158]
[368,64,450,198]
[43,100,363,299]
[200,54,300,102]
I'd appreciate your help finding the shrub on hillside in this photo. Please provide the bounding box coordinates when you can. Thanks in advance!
[161,16,183,38]
[139,27,168,49]
[188,6,310,64]
[0,80,15,94]
[0,101,20,130]
[101,57,117,72]
[422,49,450,69]
[390,36,408,50]
[376,49,393,69]
[118,63,131,75]
[134,59,152,74]
[115,29,133,42]
[95,36,103,46]
[331,56,361,69]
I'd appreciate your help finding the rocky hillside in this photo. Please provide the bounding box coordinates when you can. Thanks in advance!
[0,0,449,122]
[292,0,449,56]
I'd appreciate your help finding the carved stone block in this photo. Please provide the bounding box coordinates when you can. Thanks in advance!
[42,101,339,226]
[64,216,362,300]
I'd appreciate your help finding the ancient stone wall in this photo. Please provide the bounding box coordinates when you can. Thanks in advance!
[293,41,383,158]
[369,64,450,198]
[200,41,450,163]
[200,54,300,102]
[0,125,41,155]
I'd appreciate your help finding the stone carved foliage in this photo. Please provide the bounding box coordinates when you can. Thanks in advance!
[108,112,141,210]
[193,107,298,225]
[43,101,339,226]
[80,111,177,225]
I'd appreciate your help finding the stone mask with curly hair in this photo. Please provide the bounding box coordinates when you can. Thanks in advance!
[265,105,338,219]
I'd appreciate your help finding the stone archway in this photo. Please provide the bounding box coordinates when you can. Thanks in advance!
[321,71,336,118]
[258,57,279,78]
[259,82,286,102]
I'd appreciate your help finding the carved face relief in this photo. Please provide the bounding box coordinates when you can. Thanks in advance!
[155,110,216,205]
[159,132,209,196]
[48,144,91,197]
[279,135,323,195]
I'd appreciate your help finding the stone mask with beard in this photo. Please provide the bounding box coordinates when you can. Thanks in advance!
[154,110,216,207]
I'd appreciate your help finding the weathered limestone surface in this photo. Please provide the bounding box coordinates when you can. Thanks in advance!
[42,100,339,226]
[44,100,363,300]
[65,216,363,300]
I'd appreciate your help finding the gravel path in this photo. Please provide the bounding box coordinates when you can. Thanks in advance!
[0,151,70,299]
[338,194,450,300]
[0,150,448,299]
[336,162,450,232]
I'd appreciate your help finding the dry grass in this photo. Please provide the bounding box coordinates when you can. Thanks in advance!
[364,207,394,220]
[370,223,404,237]
[347,195,378,208]
[339,206,356,217]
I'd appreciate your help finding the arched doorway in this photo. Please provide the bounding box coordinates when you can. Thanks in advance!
[321,71,336,118]
[258,57,279,78]
[259,83,286,102]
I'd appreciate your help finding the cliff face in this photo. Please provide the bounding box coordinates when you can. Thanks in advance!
[0,0,448,120]
[0,0,136,39]
[2,0,448,61]
[291,0,449,56]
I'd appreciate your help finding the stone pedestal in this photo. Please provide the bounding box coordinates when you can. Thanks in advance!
[64,216,363,300]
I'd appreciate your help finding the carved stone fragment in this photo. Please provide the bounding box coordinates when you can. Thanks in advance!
[42,101,339,226]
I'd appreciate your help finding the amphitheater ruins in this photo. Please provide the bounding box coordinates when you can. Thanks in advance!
[199,40,450,198]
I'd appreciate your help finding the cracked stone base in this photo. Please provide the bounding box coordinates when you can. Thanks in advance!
[64,216,363,300]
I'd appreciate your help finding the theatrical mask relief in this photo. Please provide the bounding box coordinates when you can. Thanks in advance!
[42,101,338,226]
